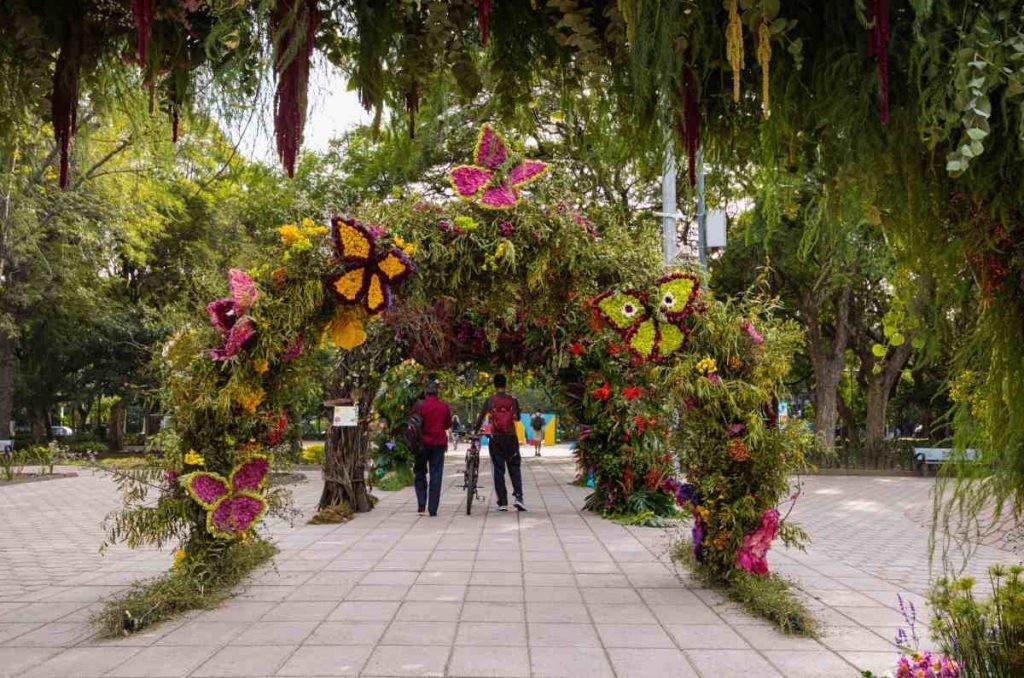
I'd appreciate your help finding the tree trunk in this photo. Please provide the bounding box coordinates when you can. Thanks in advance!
[0,333,13,439]
[107,397,126,452]
[812,360,843,451]
[863,340,913,464]
[29,404,49,443]
[318,390,375,513]
[836,394,860,465]
[801,284,853,451]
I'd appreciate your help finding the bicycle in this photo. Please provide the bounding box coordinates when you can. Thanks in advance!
[462,435,483,515]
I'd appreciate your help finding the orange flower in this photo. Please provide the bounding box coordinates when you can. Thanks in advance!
[727,438,750,462]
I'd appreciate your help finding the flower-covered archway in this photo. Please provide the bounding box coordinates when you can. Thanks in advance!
[105,124,809,633]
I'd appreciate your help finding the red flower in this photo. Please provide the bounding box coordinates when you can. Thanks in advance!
[266,410,289,447]
[608,342,624,356]
[633,414,647,434]
[592,382,611,401]
[622,386,644,401]
[570,342,586,356]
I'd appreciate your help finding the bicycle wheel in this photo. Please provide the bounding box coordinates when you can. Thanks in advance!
[466,455,478,515]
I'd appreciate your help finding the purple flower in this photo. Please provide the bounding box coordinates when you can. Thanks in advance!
[385,439,396,451]
[692,518,705,562]
[209,317,255,361]
[231,456,269,492]
[210,495,266,535]
[498,220,514,237]
[676,482,699,507]
[206,298,237,335]
[727,422,746,437]
[190,474,230,505]
[282,334,305,362]
[165,469,179,485]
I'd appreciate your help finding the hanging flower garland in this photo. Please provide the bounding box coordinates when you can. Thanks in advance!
[271,0,321,177]
[726,0,744,103]
[866,0,891,123]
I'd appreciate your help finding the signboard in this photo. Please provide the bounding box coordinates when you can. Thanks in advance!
[706,209,727,248]
[332,405,358,427]
[777,400,789,428]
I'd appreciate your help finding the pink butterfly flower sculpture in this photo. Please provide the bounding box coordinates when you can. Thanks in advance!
[180,456,270,539]
[449,124,549,209]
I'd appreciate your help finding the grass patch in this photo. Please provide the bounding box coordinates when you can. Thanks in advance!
[376,465,414,491]
[94,539,276,637]
[65,455,153,469]
[308,501,355,524]
[671,538,819,637]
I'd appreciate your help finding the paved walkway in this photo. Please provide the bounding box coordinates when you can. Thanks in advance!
[0,448,1018,677]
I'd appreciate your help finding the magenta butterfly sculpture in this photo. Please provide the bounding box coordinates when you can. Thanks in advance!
[180,455,270,539]
[449,124,549,209]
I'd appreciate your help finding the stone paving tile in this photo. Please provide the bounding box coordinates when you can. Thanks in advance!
[607,648,700,678]
[20,646,139,677]
[106,645,219,677]
[2,453,1020,676]
[192,644,296,677]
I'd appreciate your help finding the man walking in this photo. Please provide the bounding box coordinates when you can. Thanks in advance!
[412,381,452,517]
[474,374,526,512]
[530,411,545,457]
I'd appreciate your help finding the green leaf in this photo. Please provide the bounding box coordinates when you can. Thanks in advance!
[966,127,987,140]
[872,343,887,358]
[890,332,905,347]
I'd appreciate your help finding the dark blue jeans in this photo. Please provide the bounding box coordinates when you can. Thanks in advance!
[489,434,523,506]
[414,445,446,515]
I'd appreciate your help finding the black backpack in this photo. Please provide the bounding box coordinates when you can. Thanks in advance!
[404,411,424,452]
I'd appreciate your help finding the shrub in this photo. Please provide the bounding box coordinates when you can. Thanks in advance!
[376,465,414,491]
[929,565,1024,676]
[301,443,324,465]
[95,539,276,636]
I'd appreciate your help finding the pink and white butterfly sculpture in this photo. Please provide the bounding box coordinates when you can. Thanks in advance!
[449,124,549,209]
[181,456,270,539]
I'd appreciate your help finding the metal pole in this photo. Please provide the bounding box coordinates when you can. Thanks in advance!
[661,139,677,265]
[695,148,708,272]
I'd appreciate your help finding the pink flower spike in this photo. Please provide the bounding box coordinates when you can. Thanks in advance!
[741,320,764,345]
[475,124,508,169]
[508,159,548,186]
[231,456,270,492]
[479,183,519,209]
[228,269,258,312]
[209,494,267,536]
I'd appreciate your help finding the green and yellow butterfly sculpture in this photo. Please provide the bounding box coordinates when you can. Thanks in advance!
[591,271,702,361]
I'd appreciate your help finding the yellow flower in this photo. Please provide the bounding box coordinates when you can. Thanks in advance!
[325,310,367,350]
[253,359,269,375]
[172,547,187,570]
[695,357,718,375]
[184,449,205,466]
[403,243,416,256]
[234,385,265,414]
[278,223,306,248]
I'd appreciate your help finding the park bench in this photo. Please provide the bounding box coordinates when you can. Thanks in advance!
[913,447,976,476]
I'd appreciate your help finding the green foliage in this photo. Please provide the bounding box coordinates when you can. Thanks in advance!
[301,443,324,465]
[672,539,819,638]
[376,465,414,492]
[94,539,276,637]
[929,565,1024,676]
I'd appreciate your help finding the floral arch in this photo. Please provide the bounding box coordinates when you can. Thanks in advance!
[106,125,809,631]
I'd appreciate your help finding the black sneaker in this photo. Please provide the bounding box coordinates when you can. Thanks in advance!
[513,498,527,512]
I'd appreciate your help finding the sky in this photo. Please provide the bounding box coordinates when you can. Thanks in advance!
[223,58,372,165]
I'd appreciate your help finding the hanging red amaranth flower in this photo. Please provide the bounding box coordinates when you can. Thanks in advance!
[266,410,289,447]
[271,0,320,177]
[622,386,644,401]
[677,66,701,187]
[592,382,611,401]
[866,0,890,124]
[476,0,491,46]
[570,342,586,356]
[131,0,154,68]
[52,15,82,190]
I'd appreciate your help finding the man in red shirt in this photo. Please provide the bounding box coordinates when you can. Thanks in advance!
[412,381,452,517]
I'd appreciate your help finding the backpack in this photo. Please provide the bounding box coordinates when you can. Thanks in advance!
[490,394,516,435]
[404,410,424,452]
[531,414,545,431]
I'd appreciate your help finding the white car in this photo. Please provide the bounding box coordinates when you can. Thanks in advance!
[50,425,73,437]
